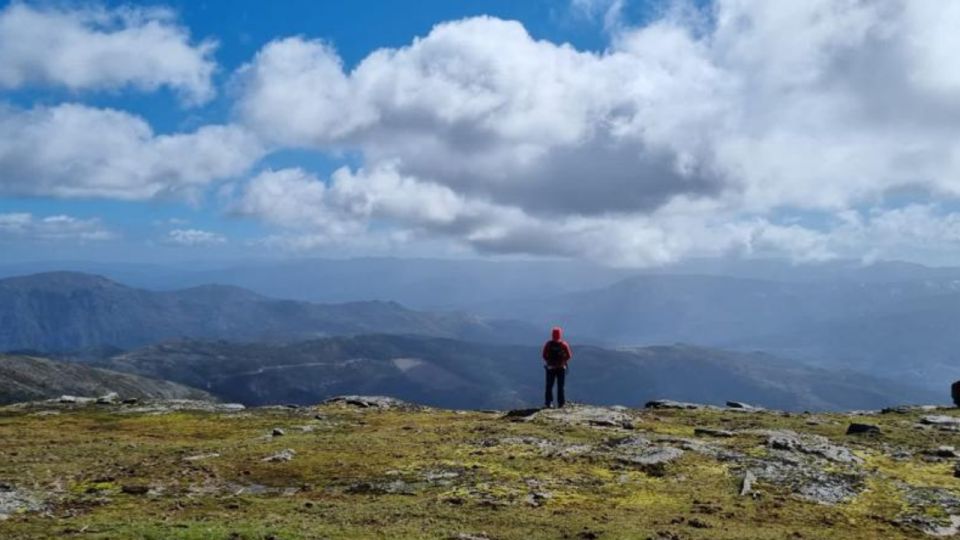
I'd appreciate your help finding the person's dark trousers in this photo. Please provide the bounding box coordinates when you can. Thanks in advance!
[544,366,566,408]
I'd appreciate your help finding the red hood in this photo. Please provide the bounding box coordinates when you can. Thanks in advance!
[551,327,562,340]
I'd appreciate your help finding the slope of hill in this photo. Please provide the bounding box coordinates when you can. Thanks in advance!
[1,397,959,538]
[93,335,942,411]
[0,272,538,352]
[0,354,212,404]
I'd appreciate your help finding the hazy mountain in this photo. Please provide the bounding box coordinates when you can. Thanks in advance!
[92,335,941,411]
[742,291,960,390]
[480,273,960,344]
[0,354,212,405]
[0,272,539,352]
[0,257,634,309]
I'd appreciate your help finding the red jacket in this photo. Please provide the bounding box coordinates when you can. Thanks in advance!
[542,327,572,368]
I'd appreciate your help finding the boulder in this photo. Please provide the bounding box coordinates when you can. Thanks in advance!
[845,423,881,435]
[645,399,709,410]
[726,401,755,409]
[920,415,960,427]
[262,449,296,463]
[96,392,119,404]
[740,470,756,496]
[694,427,735,438]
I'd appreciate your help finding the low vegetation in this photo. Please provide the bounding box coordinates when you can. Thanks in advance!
[1,397,960,539]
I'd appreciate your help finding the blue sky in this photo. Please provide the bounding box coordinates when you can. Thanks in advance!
[4,0,960,267]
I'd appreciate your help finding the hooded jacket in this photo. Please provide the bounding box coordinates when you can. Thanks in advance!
[542,326,572,369]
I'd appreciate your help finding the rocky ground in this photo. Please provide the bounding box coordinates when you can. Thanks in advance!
[2,395,960,539]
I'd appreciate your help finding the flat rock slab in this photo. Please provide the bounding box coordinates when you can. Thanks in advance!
[763,430,863,464]
[645,400,716,410]
[920,415,960,427]
[119,400,245,414]
[324,395,417,410]
[536,405,635,429]
[611,436,684,476]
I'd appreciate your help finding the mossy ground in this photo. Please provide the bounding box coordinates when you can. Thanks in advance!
[1,402,958,539]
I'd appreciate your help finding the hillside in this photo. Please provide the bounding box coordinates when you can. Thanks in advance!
[0,355,212,404]
[0,272,537,352]
[2,397,960,538]
[92,336,942,411]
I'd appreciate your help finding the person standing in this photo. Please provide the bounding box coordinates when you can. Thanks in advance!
[542,326,572,408]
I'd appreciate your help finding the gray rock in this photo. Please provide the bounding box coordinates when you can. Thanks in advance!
[612,437,684,476]
[764,430,863,464]
[920,415,960,427]
[96,392,119,404]
[0,486,42,520]
[119,400,244,415]
[347,479,416,495]
[502,408,541,421]
[694,427,734,438]
[262,449,296,463]
[183,453,220,462]
[929,446,959,459]
[645,399,711,410]
[726,401,755,409]
[324,395,415,410]
[740,470,756,496]
[845,423,881,435]
[537,405,635,430]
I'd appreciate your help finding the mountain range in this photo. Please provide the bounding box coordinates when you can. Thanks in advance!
[0,271,537,352]
[89,335,941,411]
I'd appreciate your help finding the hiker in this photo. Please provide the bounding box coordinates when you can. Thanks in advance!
[542,326,572,408]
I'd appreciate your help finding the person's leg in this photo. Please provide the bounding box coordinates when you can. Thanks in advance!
[544,368,556,408]
[556,367,566,408]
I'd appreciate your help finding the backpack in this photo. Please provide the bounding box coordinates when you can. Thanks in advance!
[545,340,567,367]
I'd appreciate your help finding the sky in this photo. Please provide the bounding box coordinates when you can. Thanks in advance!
[4,0,960,267]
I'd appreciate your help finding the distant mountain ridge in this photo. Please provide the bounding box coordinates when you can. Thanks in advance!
[0,272,538,352]
[92,335,942,411]
[0,354,212,405]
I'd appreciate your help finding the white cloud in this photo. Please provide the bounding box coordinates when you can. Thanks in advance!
[0,213,115,241]
[0,2,216,104]
[0,103,263,200]
[163,228,227,247]
[229,4,960,265]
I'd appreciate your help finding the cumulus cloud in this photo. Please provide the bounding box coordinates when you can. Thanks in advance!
[229,2,960,265]
[163,228,227,247]
[0,2,216,104]
[0,103,263,200]
[0,213,115,241]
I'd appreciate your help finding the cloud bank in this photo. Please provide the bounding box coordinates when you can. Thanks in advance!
[0,103,262,200]
[229,1,960,265]
[0,2,216,104]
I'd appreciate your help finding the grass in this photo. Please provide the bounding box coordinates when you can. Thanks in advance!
[1,402,959,539]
